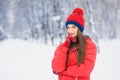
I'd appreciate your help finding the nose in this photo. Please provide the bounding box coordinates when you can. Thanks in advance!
[68,27,72,32]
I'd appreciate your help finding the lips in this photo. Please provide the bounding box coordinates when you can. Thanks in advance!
[68,33,73,35]
[68,34,73,36]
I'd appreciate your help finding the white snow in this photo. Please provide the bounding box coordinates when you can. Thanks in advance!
[91,39,120,80]
[0,39,120,80]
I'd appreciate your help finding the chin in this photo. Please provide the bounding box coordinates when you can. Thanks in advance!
[71,35,76,37]
[68,35,76,37]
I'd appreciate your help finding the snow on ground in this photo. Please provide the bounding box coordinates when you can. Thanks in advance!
[0,39,56,80]
[0,39,120,80]
[91,39,120,80]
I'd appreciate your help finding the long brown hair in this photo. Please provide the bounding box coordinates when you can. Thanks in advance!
[66,30,87,67]
[76,30,87,66]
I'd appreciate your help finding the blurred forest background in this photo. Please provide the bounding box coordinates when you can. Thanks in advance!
[0,0,120,46]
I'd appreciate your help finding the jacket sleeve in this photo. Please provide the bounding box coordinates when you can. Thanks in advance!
[62,39,97,77]
[52,43,69,74]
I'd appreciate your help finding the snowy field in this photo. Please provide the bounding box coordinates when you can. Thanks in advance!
[0,39,120,80]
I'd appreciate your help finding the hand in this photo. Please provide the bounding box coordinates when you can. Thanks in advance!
[53,70,58,75]
[66,36,77,43]
[64,36,77,47]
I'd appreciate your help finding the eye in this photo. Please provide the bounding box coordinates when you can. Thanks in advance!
[72,25,76,29]
[66,26,70,29]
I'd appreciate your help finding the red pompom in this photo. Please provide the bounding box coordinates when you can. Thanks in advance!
[72,8,84,16]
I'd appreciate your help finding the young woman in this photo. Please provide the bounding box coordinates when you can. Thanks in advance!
[52,8,96,80]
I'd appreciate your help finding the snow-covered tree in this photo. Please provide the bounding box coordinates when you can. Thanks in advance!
[0,0,119,45]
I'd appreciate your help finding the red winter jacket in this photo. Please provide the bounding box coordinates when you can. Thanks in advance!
[52,38,96,80]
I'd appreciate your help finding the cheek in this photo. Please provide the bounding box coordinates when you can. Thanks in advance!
[66,30,69,34]
[74,30,78,36]
[74,33,77,37]
[71,31,77,37]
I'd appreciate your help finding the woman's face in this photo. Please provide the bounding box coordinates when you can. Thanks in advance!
[66,24,78,37]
